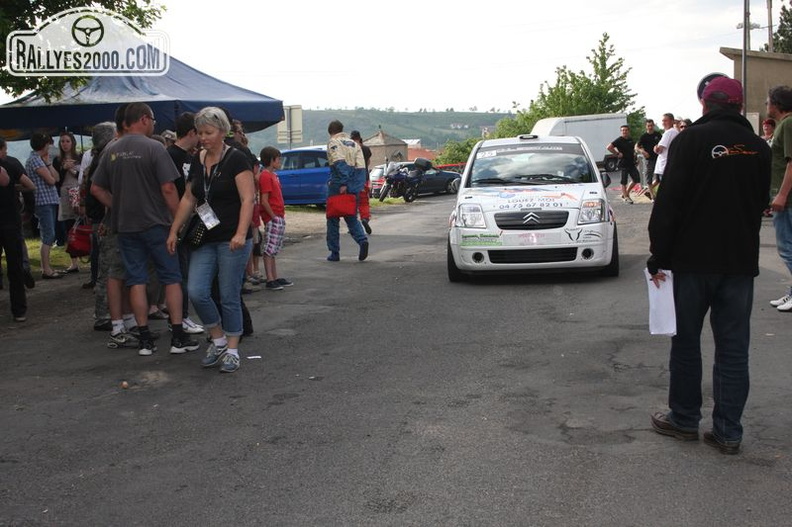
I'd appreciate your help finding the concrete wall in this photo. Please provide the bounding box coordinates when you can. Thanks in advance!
[720,47,792,132]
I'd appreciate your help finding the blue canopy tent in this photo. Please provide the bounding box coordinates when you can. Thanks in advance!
[0,55,284,140]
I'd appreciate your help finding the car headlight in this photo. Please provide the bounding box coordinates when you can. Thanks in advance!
[578,199,606,224]
[456,203,486,228]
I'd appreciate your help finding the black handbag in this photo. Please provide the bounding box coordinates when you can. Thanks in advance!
[180,213,206,247]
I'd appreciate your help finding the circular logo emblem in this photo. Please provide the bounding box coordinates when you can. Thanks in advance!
[71,15,104,47]
[711,145,729,158]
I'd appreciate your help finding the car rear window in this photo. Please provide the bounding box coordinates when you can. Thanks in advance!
[469,143,596,186]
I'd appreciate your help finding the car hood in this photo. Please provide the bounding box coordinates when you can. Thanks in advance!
[458,185,604,211]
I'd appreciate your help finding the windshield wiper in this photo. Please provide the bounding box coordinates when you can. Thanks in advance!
[514,174,576,183]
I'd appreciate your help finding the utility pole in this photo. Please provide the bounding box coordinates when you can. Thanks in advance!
[768,0,775,52]
[742,0,749,116]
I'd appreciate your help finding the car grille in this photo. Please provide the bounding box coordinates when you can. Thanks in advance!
[488,248,578,264]
[494,210,569,230]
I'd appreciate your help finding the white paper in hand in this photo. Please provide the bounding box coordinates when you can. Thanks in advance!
[645,268,676,336]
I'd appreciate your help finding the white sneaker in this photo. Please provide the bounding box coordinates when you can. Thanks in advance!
[182,317,205,334]
[778,297,792,312]
[770,293,792,307]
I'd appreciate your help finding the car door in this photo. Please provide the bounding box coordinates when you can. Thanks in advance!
[419,167,444,194]
[298,150,329,205]
[277,151,303,204]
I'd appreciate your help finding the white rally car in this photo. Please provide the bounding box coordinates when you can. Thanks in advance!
[447,134,618,281]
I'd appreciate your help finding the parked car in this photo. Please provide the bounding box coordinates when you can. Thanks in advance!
[369,161,461,198]
[447,134,618,281]
[278,146,330,206]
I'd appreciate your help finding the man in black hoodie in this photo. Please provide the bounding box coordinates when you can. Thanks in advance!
[647,76,771,455]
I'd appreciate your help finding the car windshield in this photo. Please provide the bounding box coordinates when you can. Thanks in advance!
[468,143,596,187]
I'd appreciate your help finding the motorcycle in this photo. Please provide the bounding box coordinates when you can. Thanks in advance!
[378,157,432,203]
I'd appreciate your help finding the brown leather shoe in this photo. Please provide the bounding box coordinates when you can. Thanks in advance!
[650,412,699,441]
[703,431,741,455]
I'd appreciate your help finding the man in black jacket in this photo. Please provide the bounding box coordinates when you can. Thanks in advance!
[647,76,771,455]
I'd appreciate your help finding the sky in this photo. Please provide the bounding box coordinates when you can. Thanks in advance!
[0,0,784,125]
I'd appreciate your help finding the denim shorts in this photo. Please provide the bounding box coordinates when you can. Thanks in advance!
[117,225,182,287]
[35,204,58,246]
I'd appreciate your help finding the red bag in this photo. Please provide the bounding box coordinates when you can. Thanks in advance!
[325,193,357,218]
[66,219,93,258]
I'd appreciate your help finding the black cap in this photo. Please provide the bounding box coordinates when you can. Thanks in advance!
[350,130,362,140]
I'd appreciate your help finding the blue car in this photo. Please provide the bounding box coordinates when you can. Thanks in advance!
[277,146,330,206]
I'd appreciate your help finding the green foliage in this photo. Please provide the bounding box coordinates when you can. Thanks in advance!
[438,33,646,160]
[433,137,481,165]
[764,0,792,53]
[0,0,165,100]
[494,33,643,140]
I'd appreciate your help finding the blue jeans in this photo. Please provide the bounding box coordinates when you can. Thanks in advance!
[118,226,182,287]
[34,204,58,246]
[773,209,792,280]
[187,239,252,337]
[668,273,753,442]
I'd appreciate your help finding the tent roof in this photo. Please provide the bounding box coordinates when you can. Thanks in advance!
[0,55,284,140]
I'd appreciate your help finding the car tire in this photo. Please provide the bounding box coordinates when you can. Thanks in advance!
[379,183,391,202]
[446,179,460,194]
[600,226,620,277]
[604,156,619,173]
[447,240,466,282]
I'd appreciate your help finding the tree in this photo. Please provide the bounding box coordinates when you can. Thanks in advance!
[494,33,643,138]
[433,137,480,166]
[0,1,164,100]
[764,0,792,53]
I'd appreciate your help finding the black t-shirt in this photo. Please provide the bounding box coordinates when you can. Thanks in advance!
[166,144,193,198]
[0,156,23,225]
[189,147,253,243]
[638,132,662,160]
[611,136,636,166]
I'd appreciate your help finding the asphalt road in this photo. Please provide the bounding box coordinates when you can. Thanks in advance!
[2,190,791,526]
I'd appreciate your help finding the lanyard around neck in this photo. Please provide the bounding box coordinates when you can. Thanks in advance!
[202,145,228,201]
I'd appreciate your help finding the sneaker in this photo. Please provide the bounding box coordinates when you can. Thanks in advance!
[276,278,293,287]
[107,331,139,349]
[219,353,240,373]
[241,283,261,294]
[247,276,261,285]
[265,280,284,291]
[770,293,792,307]
[358,241,369,261]
[703,431,741,455]
[182,317,204,334]
[129,326,160,341]
[93,318,113,332]
[170,334,200,354]
[138,338,157,356]
[650,412,698,441]
[81,280,95,290]
[327,252,340,262]
[362,218,372,234]
[201,342,228,368]
[777,296,792,312]
[622,196,634,204]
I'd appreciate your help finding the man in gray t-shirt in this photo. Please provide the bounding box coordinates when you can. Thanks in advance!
[91,102,198,356]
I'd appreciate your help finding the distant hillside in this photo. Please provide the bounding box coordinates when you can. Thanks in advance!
[245,109,513,154]
[4,109,513,161]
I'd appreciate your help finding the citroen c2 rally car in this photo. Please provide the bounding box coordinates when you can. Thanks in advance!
[447,134,619,281]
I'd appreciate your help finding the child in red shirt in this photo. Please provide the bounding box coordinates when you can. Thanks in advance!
[258,147,292,291]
